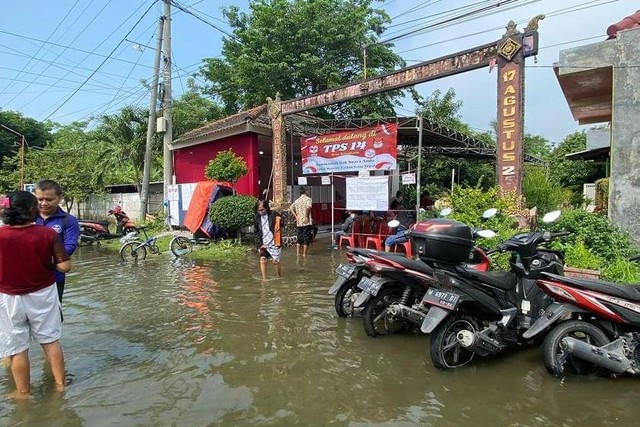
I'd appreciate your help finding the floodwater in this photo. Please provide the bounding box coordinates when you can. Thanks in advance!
[1,240,639,427]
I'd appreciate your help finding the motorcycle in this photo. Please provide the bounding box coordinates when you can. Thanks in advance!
[521,256,640,378]
[422,210,568,369]
[328,208,457,318]
[78,206,137,245]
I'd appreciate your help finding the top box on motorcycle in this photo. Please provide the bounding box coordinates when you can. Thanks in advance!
[410,218,474,264]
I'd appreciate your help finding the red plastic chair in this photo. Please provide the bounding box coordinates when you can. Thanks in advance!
[338,218,362,248]
[393,240,413,257]
[365,221,390,251]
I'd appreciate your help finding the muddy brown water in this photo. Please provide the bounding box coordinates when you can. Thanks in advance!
[1,241,639,426]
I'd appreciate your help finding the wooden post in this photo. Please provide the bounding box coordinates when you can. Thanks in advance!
[267,93,287,209]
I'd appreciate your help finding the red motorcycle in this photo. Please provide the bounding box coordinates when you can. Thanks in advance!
[523,260,640,377]
[78,206,137,245]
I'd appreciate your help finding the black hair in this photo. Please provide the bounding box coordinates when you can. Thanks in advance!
[299,187,307,196]
[255,198,271,214]
[1,191,39,225]
[36,179,63,196]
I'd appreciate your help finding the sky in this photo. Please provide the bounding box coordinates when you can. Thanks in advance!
[0,0,636,144]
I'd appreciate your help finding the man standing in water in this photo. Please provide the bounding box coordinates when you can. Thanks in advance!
[289,187,313,257]
[34,180,80,304]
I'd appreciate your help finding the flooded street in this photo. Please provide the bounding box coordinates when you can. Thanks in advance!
[1,242,639,426]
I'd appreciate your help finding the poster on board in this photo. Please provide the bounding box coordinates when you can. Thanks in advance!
[345,176,389,211]
[301,123,397,174]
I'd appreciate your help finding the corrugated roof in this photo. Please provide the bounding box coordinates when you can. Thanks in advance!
[607,10,640,38]
[173,104,269,145]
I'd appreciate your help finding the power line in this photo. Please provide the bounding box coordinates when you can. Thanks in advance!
[0,0,81,96]
[42,1,159,121]
[169,0,239,42]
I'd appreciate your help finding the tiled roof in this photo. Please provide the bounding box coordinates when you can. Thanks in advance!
[607,10,640,38]
[173,104,270,145]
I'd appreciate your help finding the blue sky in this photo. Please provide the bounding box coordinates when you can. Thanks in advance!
[0,0,636,144]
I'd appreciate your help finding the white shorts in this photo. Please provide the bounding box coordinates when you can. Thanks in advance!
[0,284,61,358]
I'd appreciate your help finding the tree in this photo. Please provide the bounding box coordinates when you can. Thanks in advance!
[172,84,226,138]
[204,149,248,185]
[93,106,152,189]
[548,131,606,203]
[199,0,405,117]
[0,110,52,169]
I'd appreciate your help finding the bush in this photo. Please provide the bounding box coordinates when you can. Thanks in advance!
[523,166,572,213]
[595,178,609,212]
[204,149,248,183]
[209,195,257,240]
[601,258,640,283]
[563,239,603,270]
[548,208,638,263]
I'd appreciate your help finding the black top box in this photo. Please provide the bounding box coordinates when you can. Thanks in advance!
[410,218,474,264]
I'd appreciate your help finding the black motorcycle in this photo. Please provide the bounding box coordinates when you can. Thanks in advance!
[421,211,568,369]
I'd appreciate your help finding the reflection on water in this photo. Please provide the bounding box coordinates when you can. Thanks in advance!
[1,243,639,426]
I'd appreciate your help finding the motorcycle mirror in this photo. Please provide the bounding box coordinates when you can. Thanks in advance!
[477,229,497,238]
[482,208,498,219]
[439,208,452,217]
[388,219,400,228]
[542,210,561,224]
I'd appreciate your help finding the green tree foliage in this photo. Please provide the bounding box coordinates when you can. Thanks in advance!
[523,133,551,159]
[199,0,405,117]
[204,149,248,183]
[209,195,257,241]
[0,109,52,169]
[522,166,571,213]
[93,106,151,188]
[548,131,606,203]
[172,85,225,138]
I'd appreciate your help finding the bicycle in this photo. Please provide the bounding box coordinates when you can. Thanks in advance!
[119,226,161,262]
[169,234,211,257]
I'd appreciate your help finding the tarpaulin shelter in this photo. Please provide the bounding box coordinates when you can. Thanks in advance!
[183,181,234,239]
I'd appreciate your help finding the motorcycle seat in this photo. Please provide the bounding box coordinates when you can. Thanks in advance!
[351,248,405,258]
[541,272,640,301]
[391,258,434,275]
[463,270,518,290]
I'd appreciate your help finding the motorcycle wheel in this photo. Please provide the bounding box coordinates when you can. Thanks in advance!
[430,313,477,369]
[542,320,610,378]
[362,286,410,337]
[170,236,193,257]
[334,279,361,317]
[120,241,147,262]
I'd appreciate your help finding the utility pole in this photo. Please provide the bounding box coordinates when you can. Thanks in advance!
[162,0,173,208]
[140,16,165,219]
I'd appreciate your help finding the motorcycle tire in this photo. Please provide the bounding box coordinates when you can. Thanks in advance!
[120,241,147,262]
[429,313,478,369]
[362,286,411,337]
[170,236,193,257]
[334,279,361,317]
[542,320,610,378]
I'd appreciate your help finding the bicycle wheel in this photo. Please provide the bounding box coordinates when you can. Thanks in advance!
[120,241,147,262]
[170,236,193,257]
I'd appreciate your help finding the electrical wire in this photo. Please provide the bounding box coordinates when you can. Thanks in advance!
[41,1,159,121]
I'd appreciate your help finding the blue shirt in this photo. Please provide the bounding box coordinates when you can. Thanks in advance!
[35,207,79,283]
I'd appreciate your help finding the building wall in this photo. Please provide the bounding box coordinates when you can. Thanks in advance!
[173,134,259,196]
[609,29,640,244]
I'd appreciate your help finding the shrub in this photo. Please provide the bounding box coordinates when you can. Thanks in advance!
[210,195,257,241]
[595,178,609,212]
[563,239,603,270]
[523,166,572,213]
[204,149,248,183]
[601,258,640,283]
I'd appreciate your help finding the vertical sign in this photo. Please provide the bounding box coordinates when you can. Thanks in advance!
[268,95,287,207]
[496,28,525,194]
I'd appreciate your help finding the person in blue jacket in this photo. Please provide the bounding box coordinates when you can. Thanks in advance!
[34,180,80,303]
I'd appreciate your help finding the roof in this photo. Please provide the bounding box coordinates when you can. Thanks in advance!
[607,10,640,38]
[565,146,610,161]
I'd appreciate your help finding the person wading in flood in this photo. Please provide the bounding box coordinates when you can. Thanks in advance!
[254,199,283,280]
[289,187,313,257]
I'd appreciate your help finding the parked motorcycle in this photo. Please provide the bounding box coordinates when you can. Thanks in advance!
[521,258,640,378]
[328,208,457,318]
[422,210,567,369]
[78,206,137,245]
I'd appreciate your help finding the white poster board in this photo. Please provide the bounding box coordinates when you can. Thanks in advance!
[321,176,331,185]
[298,176,308,185]
[401,173,416,185]
[346,176,389,211]
[180,183,197,211]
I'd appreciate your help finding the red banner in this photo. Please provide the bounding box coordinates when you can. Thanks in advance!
[300,124,397,174]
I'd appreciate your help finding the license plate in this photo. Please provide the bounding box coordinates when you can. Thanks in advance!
[335,263,356,279]
[422,287,460,310]
[357,276,383,297]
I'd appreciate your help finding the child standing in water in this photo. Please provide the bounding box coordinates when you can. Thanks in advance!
[0,191,71,398]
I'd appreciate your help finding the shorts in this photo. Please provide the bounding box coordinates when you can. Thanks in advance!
[385,230,408,247]
[297,225,313,245]
[0,284,61,358]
